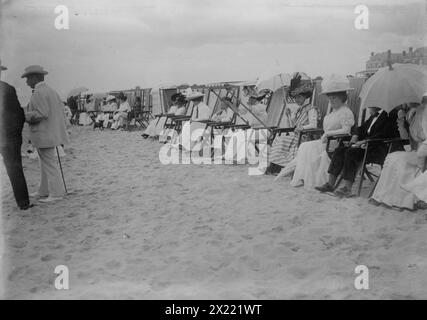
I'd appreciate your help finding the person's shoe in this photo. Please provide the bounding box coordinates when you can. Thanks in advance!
[38,196,64,203]
[315,183,334,193]
[29,192,48,198]
[19,203,35,210]
[334,186,352,198]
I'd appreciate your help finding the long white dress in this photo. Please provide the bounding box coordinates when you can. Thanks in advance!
[289,105,354,189]
[159,106,186,142]
[402,168,427,204]
[371,105,427,210]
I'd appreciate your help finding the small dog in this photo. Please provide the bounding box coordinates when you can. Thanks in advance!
[93,120,104,130]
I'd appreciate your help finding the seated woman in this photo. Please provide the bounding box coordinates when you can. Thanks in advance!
[212,97,234,123]
[142,93,182,138]
[111,92,131,130]
[265,78,318,175]
[286,76,355,189]
[370,95,427,210]
[102,96,118,128]
[179,92,211,151]
[223,93,268,163]
[159,94,188,142]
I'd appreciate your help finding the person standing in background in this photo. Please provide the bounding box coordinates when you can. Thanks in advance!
[0,59,32,210]
[22,65,69,203]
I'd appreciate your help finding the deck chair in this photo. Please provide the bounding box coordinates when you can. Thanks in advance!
[166,100,195,133]
[330,104,407,197]
[270,81,327,148]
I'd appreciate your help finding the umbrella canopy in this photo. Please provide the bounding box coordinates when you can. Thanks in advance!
[256,73,292,92]
[359,63,427,113]
[67,86,88,98]
[89,92,107,99]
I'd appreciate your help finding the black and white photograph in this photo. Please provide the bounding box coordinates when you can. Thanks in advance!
[0,0,427,303]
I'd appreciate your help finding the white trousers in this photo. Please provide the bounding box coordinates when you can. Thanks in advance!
[37,147,66,197]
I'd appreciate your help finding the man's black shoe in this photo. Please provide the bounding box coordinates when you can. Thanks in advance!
[315,183,334,193]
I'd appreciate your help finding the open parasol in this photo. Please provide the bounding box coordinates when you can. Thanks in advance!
[359,63,427,113]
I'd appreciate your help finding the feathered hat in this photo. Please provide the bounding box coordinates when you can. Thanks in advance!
[289,72,313,98]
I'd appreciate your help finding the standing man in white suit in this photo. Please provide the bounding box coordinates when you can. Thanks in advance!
[22,65,70,203]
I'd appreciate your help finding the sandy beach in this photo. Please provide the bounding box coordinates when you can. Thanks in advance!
[1,125,427,299]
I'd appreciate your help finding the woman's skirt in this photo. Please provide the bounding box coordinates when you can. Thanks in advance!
[269,132,298,167]
[371,151,421,210]
[144,118,160,137]
[290,139,330,189]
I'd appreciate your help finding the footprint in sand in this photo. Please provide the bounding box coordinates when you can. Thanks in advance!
[281,241,300,252]
[289,216,303,227]
[66,212,78,218]
[271,226,284,233]
[41,254,56,262]
[8,266,28,281]
[9,239,28,249]
[105,260,122,270]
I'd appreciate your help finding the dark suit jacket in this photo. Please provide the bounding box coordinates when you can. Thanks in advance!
[356,110,399,163]
[0,81,25,147]
[357,111,395,140]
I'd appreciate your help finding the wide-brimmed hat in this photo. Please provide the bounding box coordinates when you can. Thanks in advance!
[249,93,266,101]
[21,65,48,78]
[106,95,116,102]
[117,92,127,100]
[320,74,354,95]
[0,58,7,71]
[290,82,313,98]
[186,92,204,100]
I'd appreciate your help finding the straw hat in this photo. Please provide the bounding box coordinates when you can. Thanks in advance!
[186,92,204,100]
[21,65,48,78]
[320,74,354,95]
[106,95,116,102]
[0,58,7,71]
[249,93,266,101]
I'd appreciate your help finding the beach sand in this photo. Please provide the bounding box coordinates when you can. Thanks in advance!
[1,125,427,299]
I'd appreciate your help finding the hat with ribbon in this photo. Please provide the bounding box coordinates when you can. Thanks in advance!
[320,74,354,95]
[21,65,48,78]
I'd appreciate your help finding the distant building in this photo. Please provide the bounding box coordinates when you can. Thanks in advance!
[356,46,427,78]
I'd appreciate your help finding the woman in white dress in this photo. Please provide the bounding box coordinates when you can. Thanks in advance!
[223,94,268,163]
[159,95,188,143]
[111,92,131,130]
[142,93,182,138]
[370,95,427,210]
[288,79,355,189]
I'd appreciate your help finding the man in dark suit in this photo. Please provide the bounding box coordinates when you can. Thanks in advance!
[0,59,32,210]
[315,106,397,197]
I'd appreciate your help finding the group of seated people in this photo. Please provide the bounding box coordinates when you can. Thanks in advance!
[266,75,427,211]
[140,76,427,211]
[92,92,132,130]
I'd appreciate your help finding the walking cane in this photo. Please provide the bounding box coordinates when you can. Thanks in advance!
[56,146,68,194]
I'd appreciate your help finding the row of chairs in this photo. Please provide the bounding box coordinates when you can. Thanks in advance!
[147,84,427,199]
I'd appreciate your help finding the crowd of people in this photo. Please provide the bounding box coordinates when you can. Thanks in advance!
[138,73,427,212]
[1,58,426,212]
[66,92,138,130]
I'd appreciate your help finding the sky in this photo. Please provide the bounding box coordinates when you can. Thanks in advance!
[0,0,426,103]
